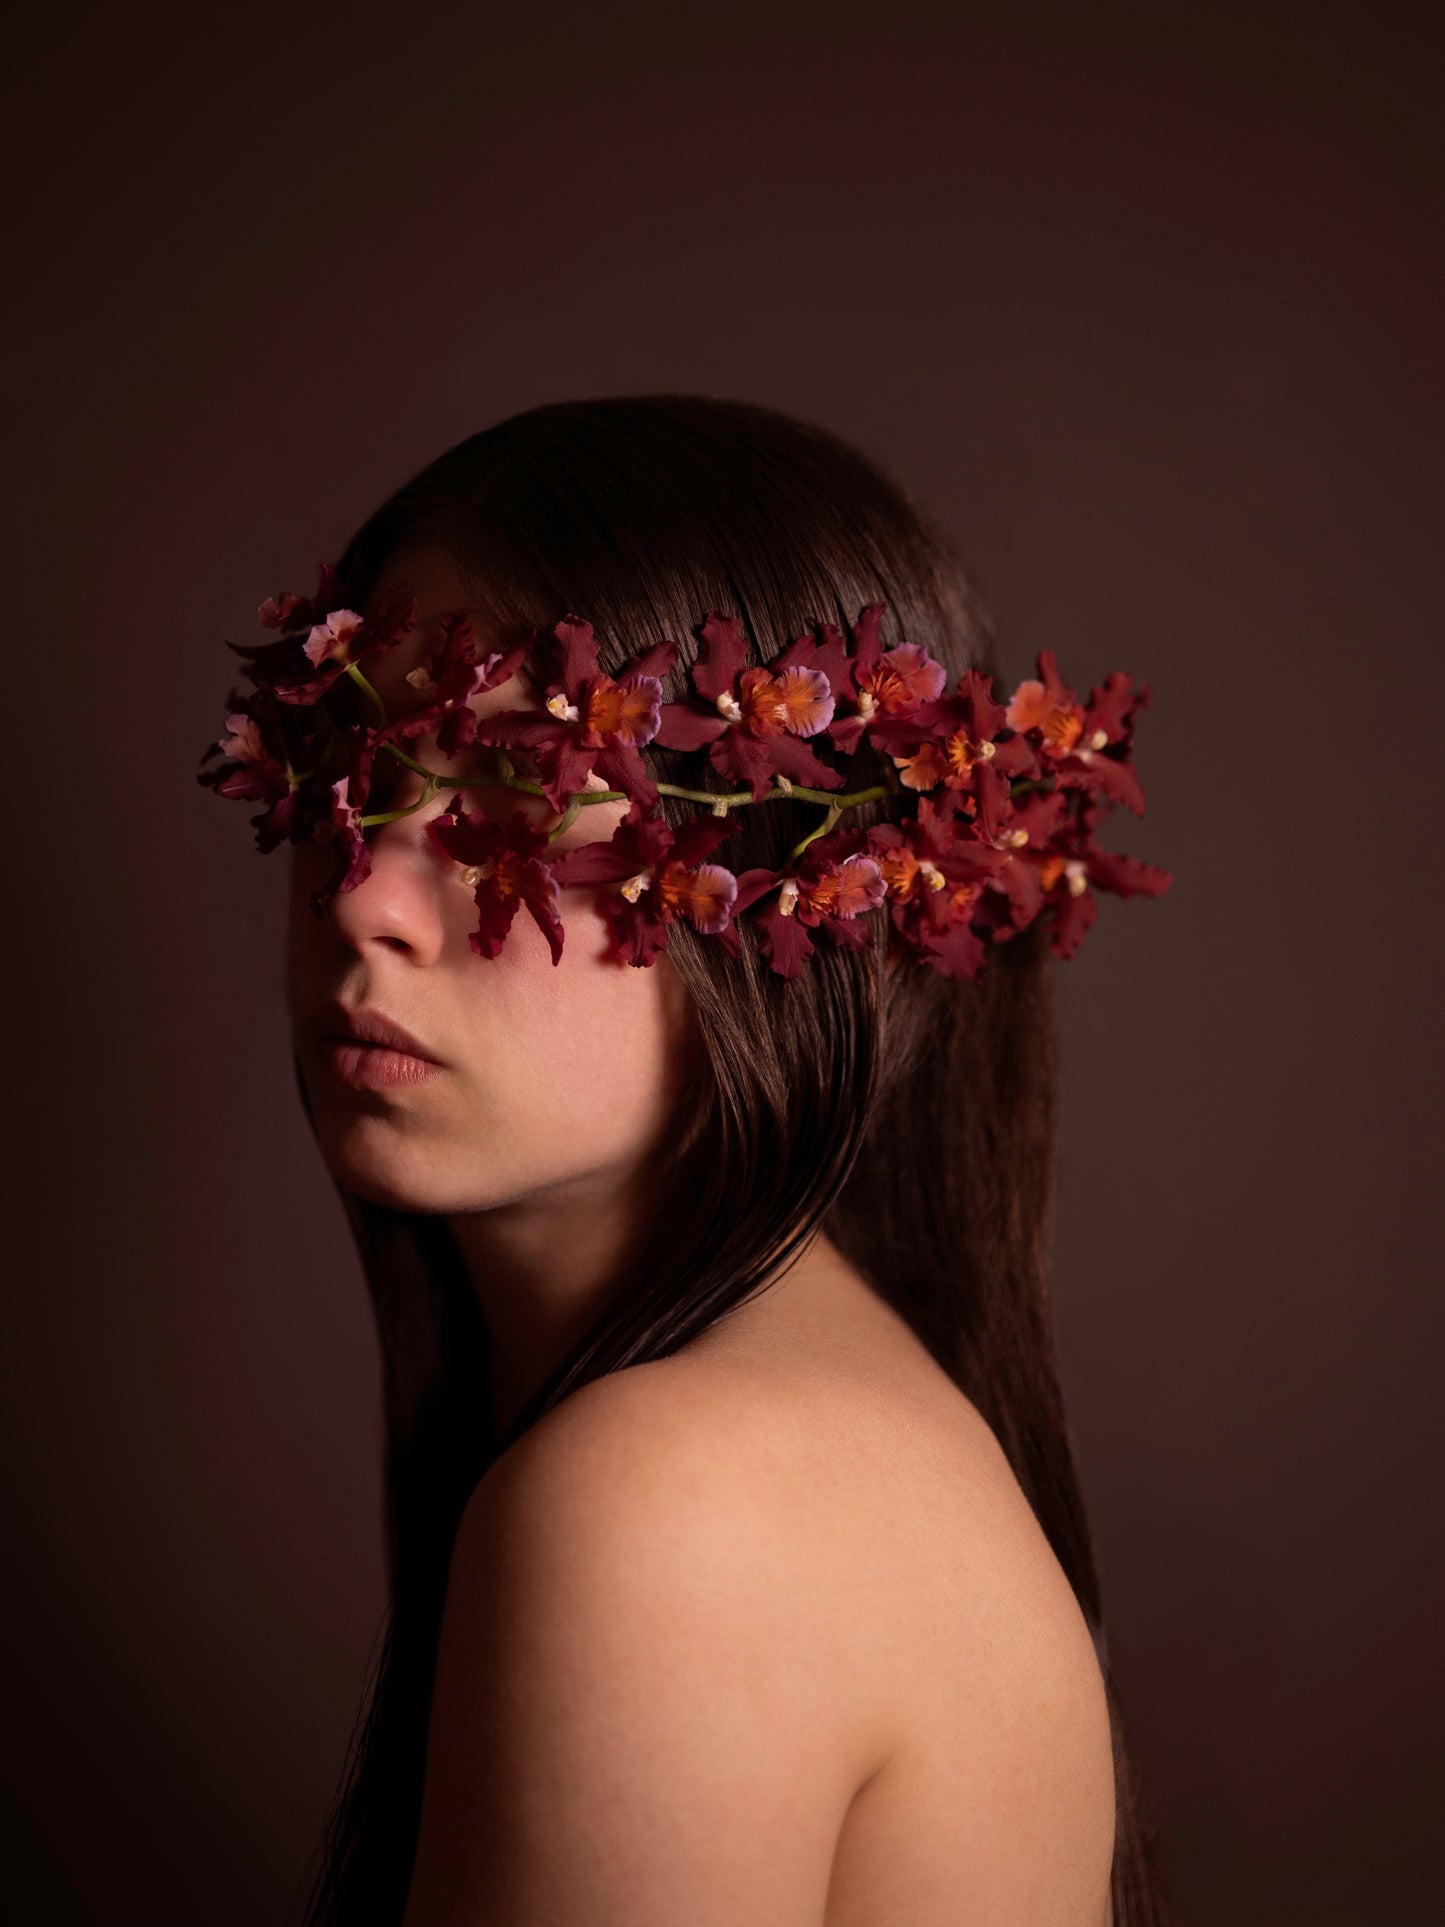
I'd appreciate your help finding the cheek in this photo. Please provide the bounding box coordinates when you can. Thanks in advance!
[450,890,695,1166]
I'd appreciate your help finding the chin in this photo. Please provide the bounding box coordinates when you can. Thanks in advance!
[309,1114,454,1213]
[315,1116,545,1217]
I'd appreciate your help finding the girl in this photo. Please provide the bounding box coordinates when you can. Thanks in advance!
[211,394,1174,1924]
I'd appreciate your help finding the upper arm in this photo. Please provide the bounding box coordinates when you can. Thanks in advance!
[402,1367,875,1927]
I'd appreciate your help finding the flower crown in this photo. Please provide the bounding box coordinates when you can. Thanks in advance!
[197,564,1173,983]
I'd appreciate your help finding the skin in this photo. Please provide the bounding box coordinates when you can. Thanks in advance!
[288,543,1118,1923]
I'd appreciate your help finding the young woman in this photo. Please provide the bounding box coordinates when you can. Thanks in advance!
[212,394,1175,1923]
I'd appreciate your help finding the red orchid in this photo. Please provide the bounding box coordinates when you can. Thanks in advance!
[654,612,844,802]
[1022,793,1174,960]
[309,774,373,913]
[196,684,312,852]
[227,582,417,708]
[257,562,341,632]
[873,665,1040,840]
[1005,649,1151,816]
[427,799,565,965]
[201,571,1172,982]
[963,787,1073,941]
[731,826,887,982]
[867,794,1012,981]
[398,612,530,756]
[297,616,520,824]
[547,801,739,967]
[822,603,948,755]
[475,617,674,812]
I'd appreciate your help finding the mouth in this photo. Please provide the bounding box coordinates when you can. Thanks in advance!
[312,1002,446,1091]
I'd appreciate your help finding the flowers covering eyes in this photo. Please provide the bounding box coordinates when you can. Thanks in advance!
[198,565,1173,983]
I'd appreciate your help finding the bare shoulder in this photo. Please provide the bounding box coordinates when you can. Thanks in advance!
[402,1359,890,1926]
[653,1316,1117,1924]
[404,1340,1115,1925]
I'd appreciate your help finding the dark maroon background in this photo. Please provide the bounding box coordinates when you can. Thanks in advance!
[5,2,1441,1920]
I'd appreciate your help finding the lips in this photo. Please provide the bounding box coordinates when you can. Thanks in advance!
[313,1000,443,1064]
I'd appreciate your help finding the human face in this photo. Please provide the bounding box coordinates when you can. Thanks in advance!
[286,543,703,1216]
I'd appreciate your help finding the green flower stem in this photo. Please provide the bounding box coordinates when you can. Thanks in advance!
[344,662,388,724]
[357,734,897,837]
[546,797,583,842]
[656,779,890,810]
[377,741,550,799]
[788,803,842,862]
[377,743,431,777]
[356,794,440,828]
[357,741,553,826]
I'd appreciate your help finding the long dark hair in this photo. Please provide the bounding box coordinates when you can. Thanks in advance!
[293,394,1175,1924]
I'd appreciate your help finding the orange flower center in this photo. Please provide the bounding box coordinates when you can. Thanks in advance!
[581,677,658,743]
[877,846,918,896]
[1040,706,1083,754]
[944,732,997,779]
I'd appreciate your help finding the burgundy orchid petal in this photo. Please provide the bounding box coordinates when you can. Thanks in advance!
[592,742,660,808]
[1056,751,1148,816]
[258,563,341,632]
[771,633,821,675]
[310,777,372,912]
[428,805,565,964]
[800,824,868,868]
[809,624,851,694]
[730,867,783,915]
[846,604,886,688]
[548,803,671,890]
[531,734,601,810]
[689,613,751,704]
[1085,850,1174,899]
[665,814,739,869]
[436,704,481,756]
[626,638,680,684]
[763,734,845,791]
[654,703,729,751]
[990,732,1041,779]
[552,617,603,697]
[820,914,875,952]
[965,761,1012,841]
[954,667,1006,742]
[599,893,672,967]
[993,856,1045,929]
[1010,790,1070,844]
[547,838,637,888]
[474,709,565,750]
[1049,884,1098,960]
[708,729,778,801]
[922,918,989,982]
[751,897,817,981]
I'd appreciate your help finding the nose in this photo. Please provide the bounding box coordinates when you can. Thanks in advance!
[322,795,456,966]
